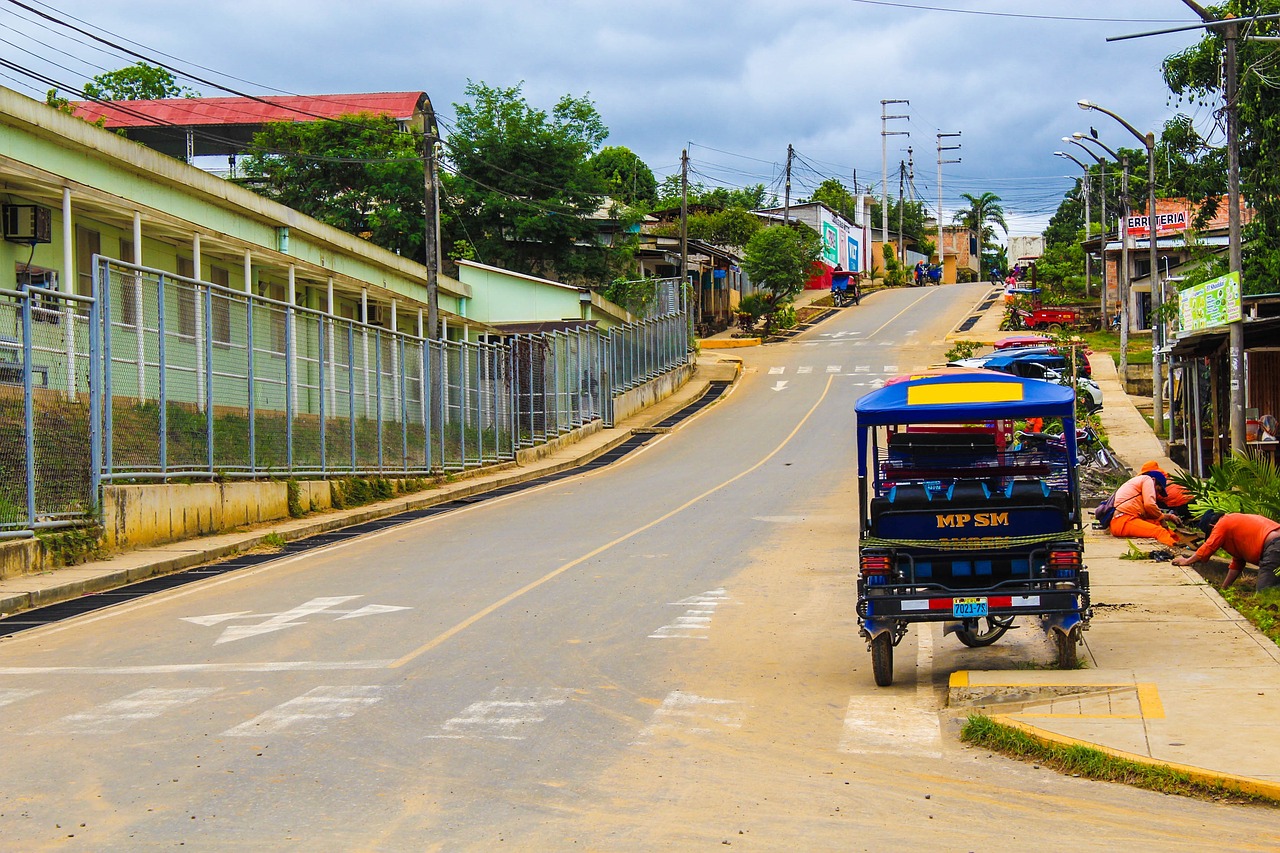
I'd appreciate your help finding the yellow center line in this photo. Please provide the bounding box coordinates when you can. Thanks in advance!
[866,290,933,339]
[389,374,836,669]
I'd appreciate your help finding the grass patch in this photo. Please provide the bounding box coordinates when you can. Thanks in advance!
[257,532,287,552]
[1182,560,1280,648]
[960,714,1274,805]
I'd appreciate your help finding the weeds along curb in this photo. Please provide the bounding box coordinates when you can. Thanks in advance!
[960,713,1280,806]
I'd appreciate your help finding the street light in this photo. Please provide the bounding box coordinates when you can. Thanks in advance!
[1079,99,1165,438]
[1065,138,1113,317]
[1054,151,1094,297]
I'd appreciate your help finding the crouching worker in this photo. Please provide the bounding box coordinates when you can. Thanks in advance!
[1172,510,1280,591]
[1109,468,1180,547]
[1141,461,1195,521]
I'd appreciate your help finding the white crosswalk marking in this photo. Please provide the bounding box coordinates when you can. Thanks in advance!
[650,588,729,639]
[0,687,40,707]
[39,688,218,735]
[854,366,870,373]
[634,690,745,744]
[768,366,784,375]
[223,685,385,736]
[826,365,841,373]
[796,366,813,374]
[883,365,898,373]
[428,687,570,740]
[838,694,942,758]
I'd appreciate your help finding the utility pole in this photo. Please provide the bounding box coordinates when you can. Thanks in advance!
[880,99,910,259]
[907,146,916,204]
[1120,154,1131,381]
[680,148,690,326]
[898,160,906,265]
[422,95,441,340]
[936,131,962,278]
[783,144,794,224]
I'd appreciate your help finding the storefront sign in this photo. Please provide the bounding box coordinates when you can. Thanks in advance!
[1179,271,1241,334]
[1125,210,1188,239]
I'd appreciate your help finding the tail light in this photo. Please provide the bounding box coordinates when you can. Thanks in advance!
[861,552,892,585]
[1049,547,1082,578]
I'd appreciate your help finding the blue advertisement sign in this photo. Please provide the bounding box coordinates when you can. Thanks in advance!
[847,236,860,271]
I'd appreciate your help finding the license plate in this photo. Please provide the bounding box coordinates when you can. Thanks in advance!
[953,597,988,618]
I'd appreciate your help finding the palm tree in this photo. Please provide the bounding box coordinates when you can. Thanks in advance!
[953,192,1009,275]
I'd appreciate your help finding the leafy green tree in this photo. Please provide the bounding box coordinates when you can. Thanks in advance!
[82,62,198,100]
[442,81,618,283]
[806,178,859,222]
[687,207,761,248]
[241,114,426,262]
[654,177,772,211]
[1164,3,1280,293]
[742,224,821,334]
[589,146,657,207]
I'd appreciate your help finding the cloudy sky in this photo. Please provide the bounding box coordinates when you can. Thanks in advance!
[0,0,1223,238]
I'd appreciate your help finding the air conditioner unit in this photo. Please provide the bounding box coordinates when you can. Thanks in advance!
[3,204,52,244]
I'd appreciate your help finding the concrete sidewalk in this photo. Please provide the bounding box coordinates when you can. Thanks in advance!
[0,355,740,619]
[949,304,1280,799]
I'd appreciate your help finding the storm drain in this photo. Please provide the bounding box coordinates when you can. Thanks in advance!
[0,381,730,638]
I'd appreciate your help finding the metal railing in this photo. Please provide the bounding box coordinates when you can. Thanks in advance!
[1,258,689,532]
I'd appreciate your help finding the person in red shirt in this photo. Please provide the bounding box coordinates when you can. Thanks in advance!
[1141,461,1194,520]
[1172,510,1280,590]
[1109,469,1180,547]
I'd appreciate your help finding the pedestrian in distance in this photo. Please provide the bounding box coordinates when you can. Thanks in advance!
[1108,466,1180,547]
[1173,509,1280,591]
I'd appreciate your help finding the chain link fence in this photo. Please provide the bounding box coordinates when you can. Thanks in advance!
[0,284,98,536]
[91,258,688,487]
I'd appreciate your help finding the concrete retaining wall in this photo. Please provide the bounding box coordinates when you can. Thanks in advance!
[102,481,289,551]
[612,362,695,424]
[0,537,42,581]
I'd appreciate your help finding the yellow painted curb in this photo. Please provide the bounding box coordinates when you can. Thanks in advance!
[991,715,1280,802]
[699,338,760,349]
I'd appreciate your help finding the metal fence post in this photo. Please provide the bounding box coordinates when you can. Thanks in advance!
[285,303,294,473]
[21,291,35,525]
[348,325,356,473]
[318,314,327,473]
[157,274,168,477]
[375,329,384,472]
[247,289,256,476]
[399,335,408,472]
[89,280,101,515]
[204,286,215,472]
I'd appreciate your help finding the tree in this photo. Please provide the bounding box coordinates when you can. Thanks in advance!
[687,207,761,248]
[953,192,1008,275]
[807,178,859,222]
[654,177,772,211]
[443,81,618,283]
[82,62,198,100]
[589,146,657,207]
[742,224,821,333]
[1164,2,1280,293]
[241,115,426,262]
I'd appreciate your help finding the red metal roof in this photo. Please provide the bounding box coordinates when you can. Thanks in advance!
[72,92,427,128]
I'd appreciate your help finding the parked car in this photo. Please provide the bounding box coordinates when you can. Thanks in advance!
[948,351,1102,413]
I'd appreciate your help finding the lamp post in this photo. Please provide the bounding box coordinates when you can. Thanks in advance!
[1054,151,1093,297]
[1079,99,1164,438]
[1065,137,1112,319]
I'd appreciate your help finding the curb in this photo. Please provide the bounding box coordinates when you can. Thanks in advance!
[701,338,760,349]
[988,715,1280,802]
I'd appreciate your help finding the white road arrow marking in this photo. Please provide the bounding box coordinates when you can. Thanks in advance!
[183,596,411,645]
[338,604,412,620]
[869,378,886,388]
[771,381,789,392]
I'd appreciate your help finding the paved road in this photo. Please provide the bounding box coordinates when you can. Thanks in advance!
[0,284,1276,849]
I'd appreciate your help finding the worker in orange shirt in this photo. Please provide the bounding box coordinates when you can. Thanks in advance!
[1141,461,1194,520]
[1109,468,1180,547]
[1173,510,1280,590]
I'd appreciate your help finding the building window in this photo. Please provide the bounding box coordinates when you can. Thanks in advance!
[259,280,287,353]
[175,257,197,337]
[210,266,232,345]
[75,225,100,297]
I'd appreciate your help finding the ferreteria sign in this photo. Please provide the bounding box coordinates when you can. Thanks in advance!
[1124,209,1188,239]
[1178,271,1241,335]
